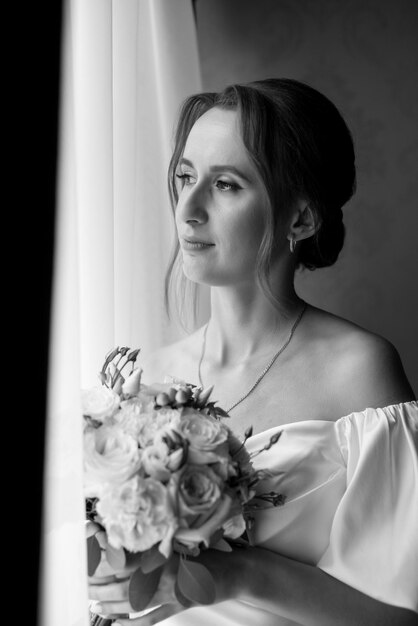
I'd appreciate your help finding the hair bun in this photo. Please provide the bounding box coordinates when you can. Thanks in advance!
[299,210,345,270]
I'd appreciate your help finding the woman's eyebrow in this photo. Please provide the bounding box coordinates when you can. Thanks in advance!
[179,158,252,182]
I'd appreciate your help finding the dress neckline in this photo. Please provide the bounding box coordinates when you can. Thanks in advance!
[246,400,417,441]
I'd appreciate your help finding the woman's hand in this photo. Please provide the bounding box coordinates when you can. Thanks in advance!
[87,520,249,624]
[87,522,184,625]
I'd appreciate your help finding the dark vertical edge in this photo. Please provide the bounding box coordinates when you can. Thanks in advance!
[192,0,199,26]
[26,2,63,625]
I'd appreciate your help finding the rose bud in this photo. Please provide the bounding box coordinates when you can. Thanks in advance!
[103,347,119,369]
[175,389,189,405]
[156,392,170,406]
[122,367,142,396]
[197,385,214,406]
[126,348,140,363]
[112,375,124,395]
[168,387,177,403]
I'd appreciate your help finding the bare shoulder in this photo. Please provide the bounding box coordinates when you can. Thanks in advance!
[305,306,416,412]
[139,329,203,385]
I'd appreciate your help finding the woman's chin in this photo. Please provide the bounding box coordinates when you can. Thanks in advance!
[181,258,210,283]
[183,268,215,285]
[182,268,241,288]
[181,262,215,285]
[181,257,252,287]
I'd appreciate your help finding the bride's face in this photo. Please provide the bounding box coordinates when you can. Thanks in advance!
[175,107,269,287]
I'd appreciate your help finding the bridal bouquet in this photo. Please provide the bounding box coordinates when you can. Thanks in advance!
[83,347,284,612]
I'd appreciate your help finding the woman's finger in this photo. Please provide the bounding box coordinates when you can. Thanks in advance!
[111,602,183,626]
[92,529,108,549]
[88,573,117,585]
[86,520,102,539]
[89,578,130,602]
[90,599,132,615]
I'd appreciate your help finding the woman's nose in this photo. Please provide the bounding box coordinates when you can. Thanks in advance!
[176,185,208,225]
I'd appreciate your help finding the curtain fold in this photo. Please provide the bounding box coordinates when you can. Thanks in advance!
[114,0,203,358]
[40,2,202,625]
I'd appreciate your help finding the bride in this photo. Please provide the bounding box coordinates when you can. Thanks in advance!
[88,78,418,625]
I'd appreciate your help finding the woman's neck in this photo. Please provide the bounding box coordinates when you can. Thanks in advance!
[206,279,304,366]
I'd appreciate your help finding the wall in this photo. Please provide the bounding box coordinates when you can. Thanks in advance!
[194,0,418,395]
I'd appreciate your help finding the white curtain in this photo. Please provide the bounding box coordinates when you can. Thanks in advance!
[40,1,202,625]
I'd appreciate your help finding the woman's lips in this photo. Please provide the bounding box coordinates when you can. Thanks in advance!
[181,238,215,250]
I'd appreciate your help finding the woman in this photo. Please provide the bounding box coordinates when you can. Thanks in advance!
[89,78,418,625]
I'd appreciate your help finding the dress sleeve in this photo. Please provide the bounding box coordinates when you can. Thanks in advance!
[317,401,418,613]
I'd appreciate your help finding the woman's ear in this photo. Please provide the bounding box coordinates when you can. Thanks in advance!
[287,201,319,243]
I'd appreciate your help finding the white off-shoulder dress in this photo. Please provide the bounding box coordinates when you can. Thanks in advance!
[159,401,418,625]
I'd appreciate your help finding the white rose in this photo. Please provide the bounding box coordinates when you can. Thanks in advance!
[82,386,120,422]
[176,410,230,464]
[83,425,142,497]
[142,433,187,482]
[113,397,149,440]
[137,407,181,448]
[174,494,233,550]
[142,440,172,482]
[97,475,178,557]
[175,464,224,525]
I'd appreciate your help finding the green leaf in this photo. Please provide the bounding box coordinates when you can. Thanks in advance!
[105,543,126,571]
[208,529,223,547]
[176,559,216,605]
[211,538,233,552]
[140,546,168,574]
[174,578,193,608]
[87,535,101,576]
[215,406,230,418]
[128,565,163,611]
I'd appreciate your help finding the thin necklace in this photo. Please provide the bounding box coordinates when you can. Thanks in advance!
[198,302,307,413]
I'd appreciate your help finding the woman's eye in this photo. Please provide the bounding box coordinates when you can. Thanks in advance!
[215,180,240,192]
[176,173,195,186]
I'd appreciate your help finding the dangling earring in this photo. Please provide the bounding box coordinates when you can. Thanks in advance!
[289,236,297,253]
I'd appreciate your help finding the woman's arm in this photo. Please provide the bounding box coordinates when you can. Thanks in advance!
[88,545,417,626]
[199,546,418,626]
